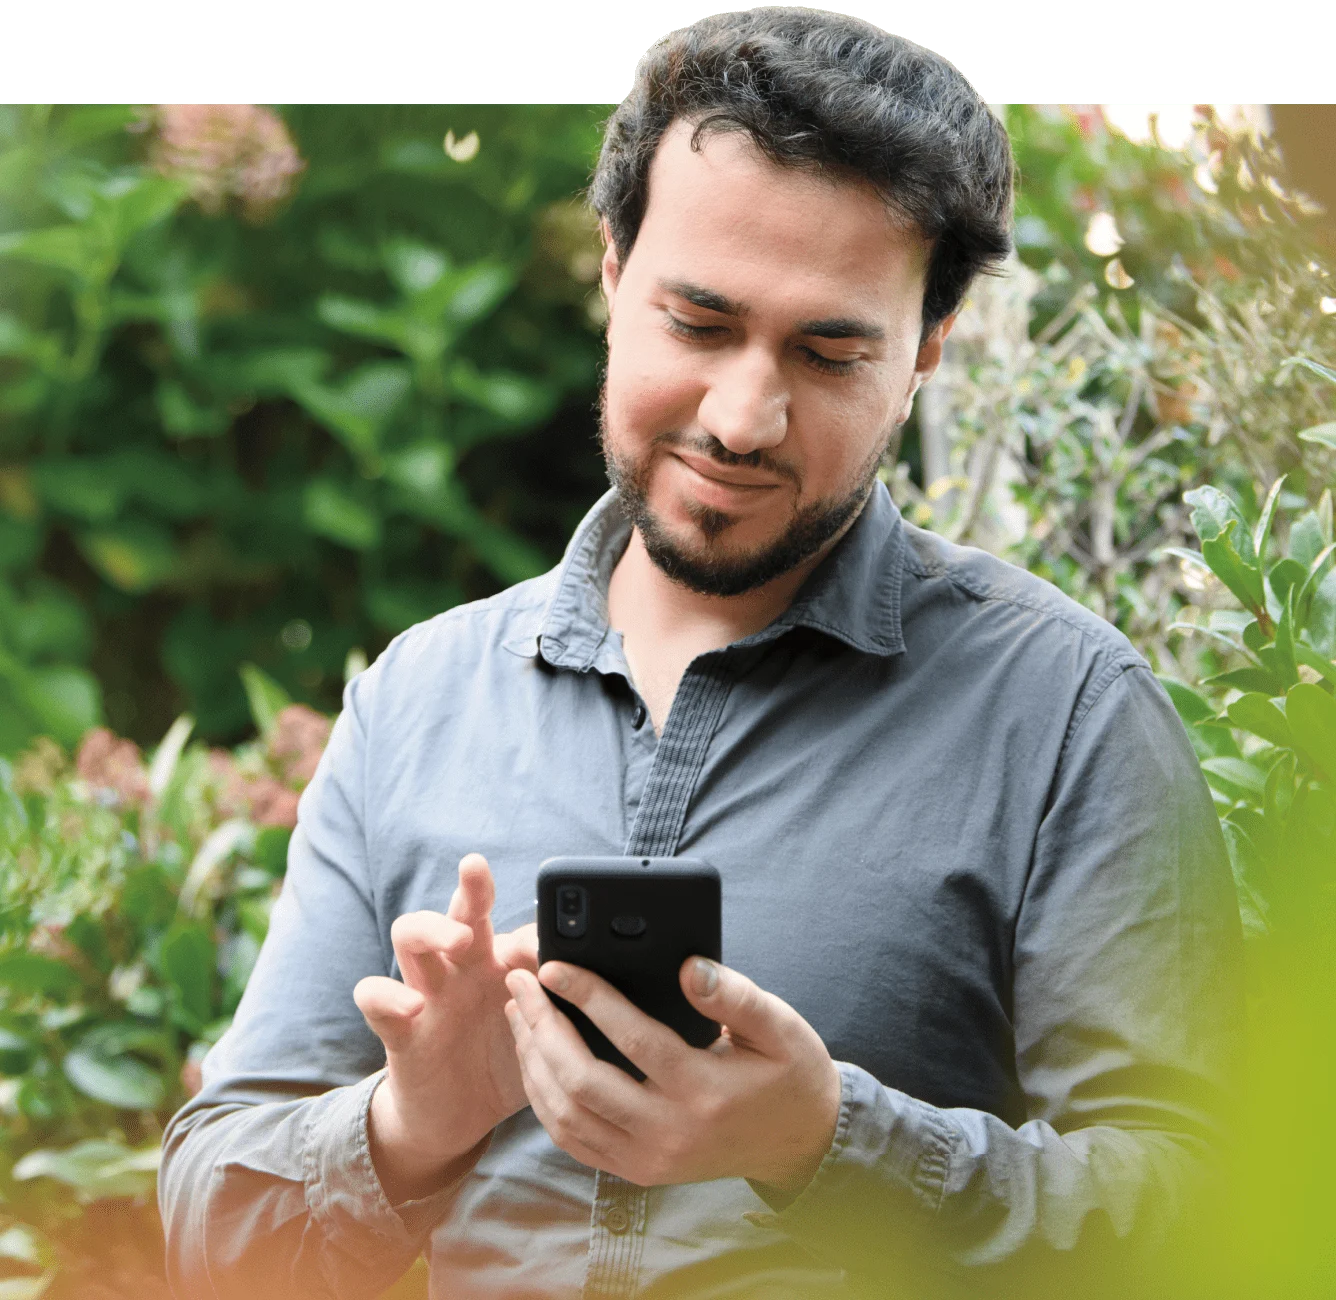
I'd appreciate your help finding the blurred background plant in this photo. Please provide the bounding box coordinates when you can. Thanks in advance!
[890,104,1335,672]
[0,662,323,1299]
[0,104,610,754]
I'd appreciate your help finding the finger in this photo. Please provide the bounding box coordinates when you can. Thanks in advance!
[495,922,539,975]
[506,977,648,1132]
[354,975,425,1053]
[447,853,495,924]
[446,854,496,958]
[679,958,791,1055]
[390,910,474,995]
[534,962,688,1087]
[508,1001,630,1169]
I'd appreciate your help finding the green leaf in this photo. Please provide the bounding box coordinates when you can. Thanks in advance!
[382,238,450,295]
[62,1043,164,1110]
[156,379,228,438]
[78,521,178,593]
[1286,682,1336,781]
[450,359,555,425]
[238,663,290,738]
[1273,591,1299,689]
[292,361,412,461]
[30,460,122,521]
[1226,693,1294,750]
[1200,756,1267,803]
[0,951,82,997]
[1278,355,1336,385]
[1295,642,1336,686]
[8,663,101,749]
[253,824,291,875]
[1306,568,1336,658]
[1220,821,1269,940]
[1201,521,1266,618]
[13,1138,160,1201]
[1158,676,1213,725]
[0,225,98,278]
[101,173,186,249]
[443,262,514,323]
[1202,666,1284,696]
[0,1024,36,1073]
[1289,511,1327,572]
[158,921,216,1031]
[121,862,176,931]
[1267,557,1307,608]
[1298,421,1336,450]
[1265,750,1297,824]
[1185,485,1257,565]
[1293,544,1336,635]
[1253,473,1286,560]
[302,479,382,550]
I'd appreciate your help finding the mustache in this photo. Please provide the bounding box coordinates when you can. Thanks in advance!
[653,431,800,485]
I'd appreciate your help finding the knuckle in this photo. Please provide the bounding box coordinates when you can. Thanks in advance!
[564,1071,597,1110]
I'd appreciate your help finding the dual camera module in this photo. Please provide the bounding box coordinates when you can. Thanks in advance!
[556,885,647,940]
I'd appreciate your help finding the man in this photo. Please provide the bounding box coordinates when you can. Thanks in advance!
[159,9,1242,1299]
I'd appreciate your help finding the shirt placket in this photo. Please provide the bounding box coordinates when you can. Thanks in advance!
[582,655,735,1300]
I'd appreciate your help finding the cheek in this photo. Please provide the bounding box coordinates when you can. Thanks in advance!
[605,318,705,442]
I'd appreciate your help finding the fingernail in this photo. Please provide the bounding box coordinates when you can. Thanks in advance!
[542,963,570,993]
[692,957,718,996]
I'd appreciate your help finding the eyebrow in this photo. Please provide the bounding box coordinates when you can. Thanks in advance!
[659,279,885,342]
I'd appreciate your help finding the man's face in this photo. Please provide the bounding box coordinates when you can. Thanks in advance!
[599,119,952,597]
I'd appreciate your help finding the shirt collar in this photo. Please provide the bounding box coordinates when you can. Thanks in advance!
[528,480,907,672]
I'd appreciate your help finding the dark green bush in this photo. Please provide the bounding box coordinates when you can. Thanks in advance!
[0,105,611,752]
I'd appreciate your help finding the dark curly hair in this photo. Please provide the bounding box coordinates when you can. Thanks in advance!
[590,7,1014,336]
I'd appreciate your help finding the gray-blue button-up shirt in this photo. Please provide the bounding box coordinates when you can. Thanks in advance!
[159,482,1243,1299]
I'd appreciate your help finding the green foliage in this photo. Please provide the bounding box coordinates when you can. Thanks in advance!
[0,689,331,1273]
[0,105,611,751]
[896,106,1334,675]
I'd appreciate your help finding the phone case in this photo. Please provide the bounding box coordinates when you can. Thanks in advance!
[536,856,722,1078]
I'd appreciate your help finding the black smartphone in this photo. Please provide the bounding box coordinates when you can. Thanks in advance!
[536,856,722,1078]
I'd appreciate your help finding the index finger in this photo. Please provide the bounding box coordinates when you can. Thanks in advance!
[536,962,693,1087]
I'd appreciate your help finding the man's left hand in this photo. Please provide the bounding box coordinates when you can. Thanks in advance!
[503,956,841,1192]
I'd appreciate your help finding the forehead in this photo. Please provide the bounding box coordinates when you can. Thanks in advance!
[629,119,929,313]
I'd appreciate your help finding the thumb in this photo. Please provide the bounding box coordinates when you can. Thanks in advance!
[354,975,425,1055]
[680,958,785,1053]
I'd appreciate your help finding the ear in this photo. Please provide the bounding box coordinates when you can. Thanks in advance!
[893,311,958,425]
[599,217,622,313]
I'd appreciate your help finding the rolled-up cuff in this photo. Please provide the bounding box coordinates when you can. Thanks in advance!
[746,1062,957,1272]
[302,1070,471,1283]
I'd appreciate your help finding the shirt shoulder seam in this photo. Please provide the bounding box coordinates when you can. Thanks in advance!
[903,547,1144,666]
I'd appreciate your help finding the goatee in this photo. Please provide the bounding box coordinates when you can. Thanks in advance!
[599,389,889,598]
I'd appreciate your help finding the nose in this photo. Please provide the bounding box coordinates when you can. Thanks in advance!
[696,346,788,455]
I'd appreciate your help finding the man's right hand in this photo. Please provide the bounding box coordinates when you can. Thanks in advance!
[353,853,537,1203]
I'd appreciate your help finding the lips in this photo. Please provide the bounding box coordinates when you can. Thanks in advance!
[671,450,781,493]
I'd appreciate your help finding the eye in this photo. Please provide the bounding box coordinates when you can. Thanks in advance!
[663,313,726,341]
[799,346,859,376]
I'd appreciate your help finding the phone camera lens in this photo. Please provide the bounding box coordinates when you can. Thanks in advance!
[555,885,587,938]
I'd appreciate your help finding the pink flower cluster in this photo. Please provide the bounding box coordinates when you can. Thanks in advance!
[209,705,332,830]
[76,728,151,805]
[74,706,331,830]
[150,104,305,221]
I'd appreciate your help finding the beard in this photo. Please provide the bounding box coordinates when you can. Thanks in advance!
[599,384,891,598]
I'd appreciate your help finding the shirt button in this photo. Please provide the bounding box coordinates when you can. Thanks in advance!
[631,703,647,730]
[603,1204,631,1234]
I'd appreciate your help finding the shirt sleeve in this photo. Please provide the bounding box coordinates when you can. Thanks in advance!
[158,662,474,1300]
[752,662,1245,1293]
